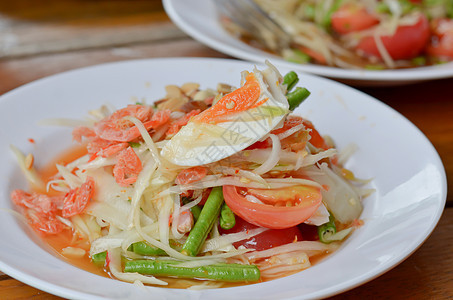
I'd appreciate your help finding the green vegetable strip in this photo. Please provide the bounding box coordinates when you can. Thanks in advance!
[182,196,202,221]
[287,87,311,111]
[130,240,183,256]
[130,242,168,256]
[283,71,299,92]
[181,187,224,256]
[219,203,236,230]
[190,205,202,222]
[124,260,260,282]
[318,215,337,244]
[91,251,107,264]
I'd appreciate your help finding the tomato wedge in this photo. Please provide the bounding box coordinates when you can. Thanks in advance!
[356,13,430,60]
[223,185,322,229]
[219,216,303,251]
[331,4,379,34]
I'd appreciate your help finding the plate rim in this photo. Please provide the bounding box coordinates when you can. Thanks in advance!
[0,57,447,299]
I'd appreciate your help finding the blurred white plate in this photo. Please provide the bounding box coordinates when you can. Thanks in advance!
[0,58,446,299]
[163,0,453,86]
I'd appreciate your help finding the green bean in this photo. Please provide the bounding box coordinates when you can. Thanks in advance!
[190,205,202,222]
[130,240,183,256]
[287,87,311,111]
[219,203,236,230]
[283,71,299,92]
[91,251,107,265]
[318,215,337,244]
[130,242,168,256]
[181,196,202,222]
[181,187,224,256]
[124,260,260,282]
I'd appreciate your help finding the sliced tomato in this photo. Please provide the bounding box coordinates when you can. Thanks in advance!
[219,216,303,251]
[426,18,453,59]
[223,185,322,229]
[356,13,430,60]
[298,223,319,241]
[246,116,329,151]
[276,116,330,150]
[331,4,379,34]
[300,119,330,150]
[246,185,320,206]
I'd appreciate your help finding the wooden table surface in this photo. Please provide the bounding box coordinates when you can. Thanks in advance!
[0,1,452,299]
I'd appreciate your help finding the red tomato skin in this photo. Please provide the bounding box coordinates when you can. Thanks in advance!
[427,18,453,59]
[298,223,319,241]
[331,4,380,34]
[300,119,330,150]
[219,216,303,251]
[356,14,430,60]
[273,115,329,150]
[223,185,322,229]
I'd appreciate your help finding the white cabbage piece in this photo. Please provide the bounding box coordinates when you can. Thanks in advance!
[309,163,363,223]
[161,61,289,166]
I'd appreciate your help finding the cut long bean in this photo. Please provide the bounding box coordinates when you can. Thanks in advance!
[287,87,311,111]
[181,186,224,256]
[190,205,201,222]
[91,251,107,265]
[130,242,168,256]
[283,71,299,92]
[318,215,337,244]
[130,240,182,256]
[220,203,236,230]
[182,196,202,222]
[124,260,260,282]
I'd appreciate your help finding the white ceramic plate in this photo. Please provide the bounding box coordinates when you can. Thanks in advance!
[0,58,446,299]
[163,0,453,86]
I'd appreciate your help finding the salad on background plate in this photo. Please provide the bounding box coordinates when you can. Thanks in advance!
[163,0,453,85]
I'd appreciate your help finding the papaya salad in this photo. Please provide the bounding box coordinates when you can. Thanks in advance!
[221,0,453,69]
[10,62,371,289]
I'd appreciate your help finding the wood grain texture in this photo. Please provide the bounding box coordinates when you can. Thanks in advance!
[0,278,61,299]
[0,39,230,95]
[0,0,185,58]
[360,79,453,205]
